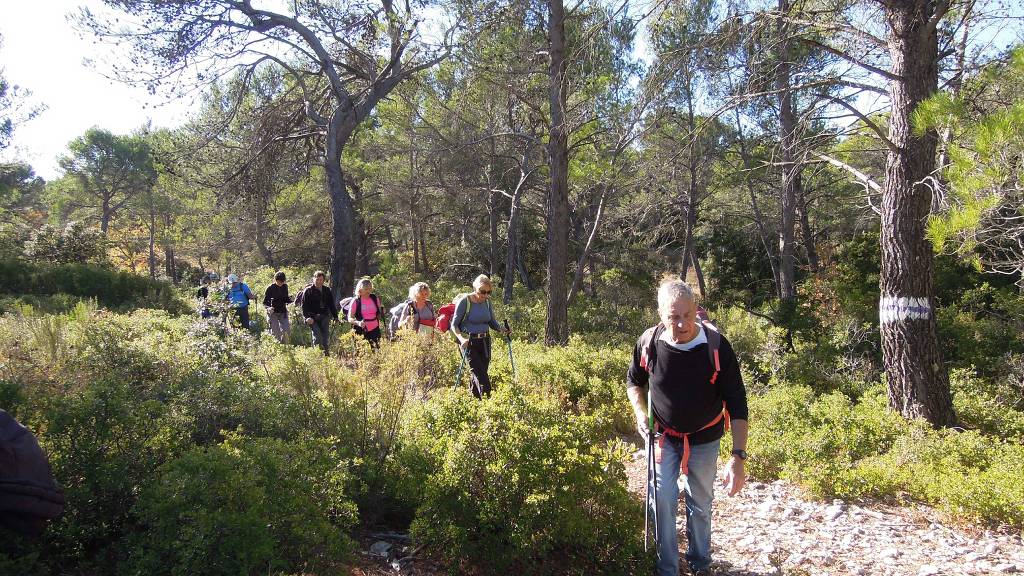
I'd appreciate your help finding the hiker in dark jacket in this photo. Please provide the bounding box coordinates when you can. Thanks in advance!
[301,271,339,355]
[452,274,509,398]
[0,409,65,537]
[196,273,217,318]
[626,278,749,576]
[348,278,383,348]
[263,271,293,344]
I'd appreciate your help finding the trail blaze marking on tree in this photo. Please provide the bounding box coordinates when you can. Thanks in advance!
[879,296,931,323]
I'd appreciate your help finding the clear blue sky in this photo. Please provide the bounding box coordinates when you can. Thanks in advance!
[0,1,189,180]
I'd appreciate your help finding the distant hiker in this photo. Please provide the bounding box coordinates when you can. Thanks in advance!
[349,278,383,348]
[196,273,217,319]
[300,271,339,355]
[225,273,255,330]
[263,271,293,344]
[398,281,437,337]
[452,274,509,398]
[626,278,749,576]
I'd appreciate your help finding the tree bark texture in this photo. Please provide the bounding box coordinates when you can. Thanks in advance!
[880,0,955,427]
[326,108,358,297]
[567,188,606,306]
[776,0,799,302]
[503,164,531,304]
[797,177,820,272]
[545,0,570,346]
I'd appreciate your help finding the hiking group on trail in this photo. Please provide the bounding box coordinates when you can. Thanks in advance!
[191,270,752,574]
[195,271,512,398]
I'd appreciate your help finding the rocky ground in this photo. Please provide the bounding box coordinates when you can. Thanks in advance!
[624,449,1024,576]
[351,449,1024,575]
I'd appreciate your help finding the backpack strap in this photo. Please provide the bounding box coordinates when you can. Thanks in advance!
[453,293,472,333]
[638,324,662,372]
[704,321,721,385]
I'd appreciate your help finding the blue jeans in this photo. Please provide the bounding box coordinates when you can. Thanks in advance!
[650,436,720,575]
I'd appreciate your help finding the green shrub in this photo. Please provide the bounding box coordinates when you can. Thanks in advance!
[506,337,634,435]
[127,434,356,576]
[951,368,1024,443]
[0,259,187,314]
[35,378,189,574]
[937,284,1024,381]
[399,385,650,575]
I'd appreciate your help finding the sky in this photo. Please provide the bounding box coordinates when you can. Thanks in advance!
[0,1,191,180]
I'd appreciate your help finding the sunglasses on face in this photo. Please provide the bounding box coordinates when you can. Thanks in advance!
[478,289,492,295]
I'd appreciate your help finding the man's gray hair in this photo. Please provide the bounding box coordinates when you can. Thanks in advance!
[657,278,695,311]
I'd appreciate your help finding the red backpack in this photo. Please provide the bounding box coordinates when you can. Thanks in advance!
[435,294,473,333]
[435,302,457,333]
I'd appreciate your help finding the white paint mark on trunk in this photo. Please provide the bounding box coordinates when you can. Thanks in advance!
[879,296,931,323]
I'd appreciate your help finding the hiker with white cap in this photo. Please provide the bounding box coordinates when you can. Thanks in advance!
[224,273,255,330]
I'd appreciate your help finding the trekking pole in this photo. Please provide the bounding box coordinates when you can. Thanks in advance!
[648,388,659,559]
[502,319,517,379]
[645,424,651,552]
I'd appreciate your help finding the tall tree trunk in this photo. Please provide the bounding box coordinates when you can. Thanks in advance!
[545,0,570,346]
[692,252,707,297]
[412,211,421,274]
[489,185,499,276]
[148,205,157,279]
[163,213,176,281]
[730,89,781,294]
[326,109,357,296]
[101,196,112,236]
[504,172,529,304]
[797,176,820,272]
[418,225,428,274]
[254,198,276,268]
[681,196,697,281]
[880,0,955,427]
[777,0,799,303]
[567,188,605,306]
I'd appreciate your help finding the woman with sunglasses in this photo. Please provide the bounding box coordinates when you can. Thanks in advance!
[452,274,510,398]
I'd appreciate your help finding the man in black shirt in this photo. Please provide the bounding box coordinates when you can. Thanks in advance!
[626,279,749,576]
[263,271,293,343]
[300,270,339,355]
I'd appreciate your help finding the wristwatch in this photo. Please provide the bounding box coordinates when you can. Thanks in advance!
[731,449,748,460]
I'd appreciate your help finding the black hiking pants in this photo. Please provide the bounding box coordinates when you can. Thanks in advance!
[233,306,251,330]
[310,314,332,355]
[466,336,492,399]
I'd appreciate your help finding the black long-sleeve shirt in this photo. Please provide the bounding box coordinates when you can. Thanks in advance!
[626,329,748,446]
[301,284,339,321]
[263,283,293,313]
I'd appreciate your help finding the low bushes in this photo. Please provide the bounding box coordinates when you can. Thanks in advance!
[398,386,649,575]
[0,307,650,574]
[127,434,356,576]
[0,259,185,314]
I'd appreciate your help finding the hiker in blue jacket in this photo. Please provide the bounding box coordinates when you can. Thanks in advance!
[626,278,749,576]
[224,273,255,330]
